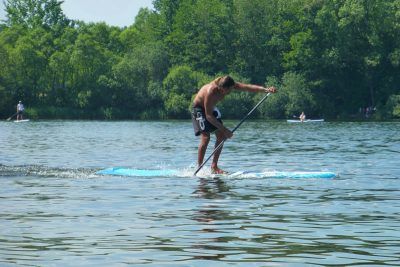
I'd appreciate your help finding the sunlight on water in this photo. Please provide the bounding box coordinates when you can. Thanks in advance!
[0,121,399,266]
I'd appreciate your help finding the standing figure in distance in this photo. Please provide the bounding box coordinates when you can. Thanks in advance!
[16,101,25,121]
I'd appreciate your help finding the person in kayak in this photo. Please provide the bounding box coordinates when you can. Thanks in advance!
[192,75,277,174]
[299,111,306,122]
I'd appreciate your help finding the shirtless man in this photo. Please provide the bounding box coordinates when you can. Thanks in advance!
[192,75,277,174]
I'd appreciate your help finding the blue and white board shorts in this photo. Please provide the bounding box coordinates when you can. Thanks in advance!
[192,106,222,136]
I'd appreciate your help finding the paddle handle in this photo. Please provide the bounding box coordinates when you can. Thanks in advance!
[194,93,271,176]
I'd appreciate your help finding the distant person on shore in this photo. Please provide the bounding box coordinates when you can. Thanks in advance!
[192,75,277,174]
[299,111,306,122]
[16,101,25,121]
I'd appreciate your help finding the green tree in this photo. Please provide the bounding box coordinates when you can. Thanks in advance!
[47,27,77,106]
[163,65,209,118]
[1,0,399,119]
[232,0,281,83]
[7,27,49,104]
[167,0,235,74]
[153,0,181,35]
[110,42,169,118]
[385,94,400,118]
[4,0,70,29]
[280,71,316,117]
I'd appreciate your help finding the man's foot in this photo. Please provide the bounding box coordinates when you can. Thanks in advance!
[211,167,228,174]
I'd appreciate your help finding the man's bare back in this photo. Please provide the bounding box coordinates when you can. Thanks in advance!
[193,81,225,109]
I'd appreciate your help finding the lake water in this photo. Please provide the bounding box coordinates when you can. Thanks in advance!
[1,120,399,266]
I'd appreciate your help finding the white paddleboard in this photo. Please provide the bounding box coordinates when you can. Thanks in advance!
[96,167,337,179]
[14,119,30,123]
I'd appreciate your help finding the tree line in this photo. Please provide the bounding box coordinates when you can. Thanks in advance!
[1,0,399,120]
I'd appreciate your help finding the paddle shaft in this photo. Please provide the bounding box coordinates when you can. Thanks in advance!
[194,93,271,176]
[7,112,17,121]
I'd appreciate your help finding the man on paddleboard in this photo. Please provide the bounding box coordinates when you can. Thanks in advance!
[192,76,277,174]
[16,101,25,121]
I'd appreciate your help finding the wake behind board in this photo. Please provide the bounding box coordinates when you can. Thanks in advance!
[96,167,337,179]
[14,119,30,123]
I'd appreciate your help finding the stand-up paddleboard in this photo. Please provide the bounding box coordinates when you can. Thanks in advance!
[229,170,336,179]
[287,119,324,123]
[14,119,30,123]
[97,168,178,177]
[96,167,337,179]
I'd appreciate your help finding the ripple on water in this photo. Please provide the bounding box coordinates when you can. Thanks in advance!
[0,121,399,265]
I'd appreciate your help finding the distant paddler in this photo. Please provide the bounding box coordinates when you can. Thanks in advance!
[16,101,25,121]
[192,75,277,174]
[299,111,306,122]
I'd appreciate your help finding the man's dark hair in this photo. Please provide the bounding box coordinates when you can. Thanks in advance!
[218,75,235,88]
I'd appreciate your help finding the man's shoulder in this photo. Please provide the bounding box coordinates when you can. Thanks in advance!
[199,83,216,94]
[207,83,219,92]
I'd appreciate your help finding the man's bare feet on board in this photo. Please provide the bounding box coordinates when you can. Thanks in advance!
[211,166,228,174]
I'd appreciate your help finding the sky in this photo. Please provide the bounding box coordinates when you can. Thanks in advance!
[0,0,154,27]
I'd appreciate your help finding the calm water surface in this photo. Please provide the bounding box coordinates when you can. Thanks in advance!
[0,120,399,266]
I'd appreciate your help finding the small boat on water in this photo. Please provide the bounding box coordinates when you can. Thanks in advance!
[287,119,324,123]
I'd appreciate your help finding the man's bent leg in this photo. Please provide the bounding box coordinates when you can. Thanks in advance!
[198,132,210,166]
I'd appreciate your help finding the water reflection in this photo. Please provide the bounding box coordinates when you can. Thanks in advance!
[190,178,231,261]
[192,177,230,222]
[194,178,229,199]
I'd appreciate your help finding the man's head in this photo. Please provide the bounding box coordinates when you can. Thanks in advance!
[217,75,235,89]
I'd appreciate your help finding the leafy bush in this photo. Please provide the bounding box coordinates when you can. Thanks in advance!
[164,93,190,119]
[386,94,400,118]
[163,65,209,118]
[281,72,316,117]
[219,91,255,119]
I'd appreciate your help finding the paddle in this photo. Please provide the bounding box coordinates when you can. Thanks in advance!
[194,93,272,176]
[6,112,17,121]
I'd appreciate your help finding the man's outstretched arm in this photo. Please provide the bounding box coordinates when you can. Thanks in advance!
[235,83,277,94]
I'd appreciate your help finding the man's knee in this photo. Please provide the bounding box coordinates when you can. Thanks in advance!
[200,133,210,145]
[215,131,224,142]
